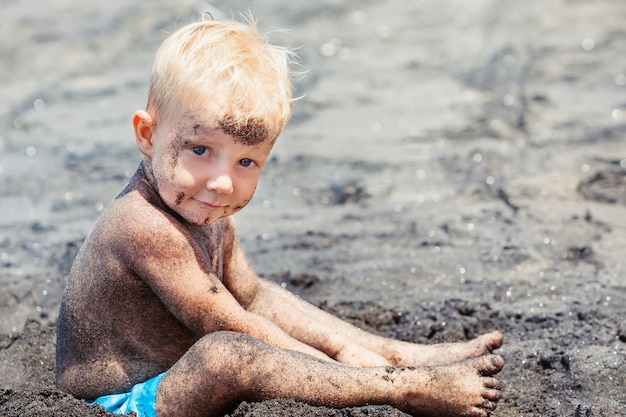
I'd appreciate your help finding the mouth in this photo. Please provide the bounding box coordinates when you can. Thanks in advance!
[198,200,223,209]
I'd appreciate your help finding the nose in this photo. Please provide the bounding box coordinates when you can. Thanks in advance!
[207,174,234,194]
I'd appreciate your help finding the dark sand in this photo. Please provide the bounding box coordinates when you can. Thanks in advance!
[1,0,625,416]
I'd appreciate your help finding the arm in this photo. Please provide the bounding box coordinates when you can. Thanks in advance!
[124,213,332,362]
[248,279,394,367]
[221,218,504,368]
[221,219,394,367]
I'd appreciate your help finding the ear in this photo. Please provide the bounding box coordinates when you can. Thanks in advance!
[133,110,155,158]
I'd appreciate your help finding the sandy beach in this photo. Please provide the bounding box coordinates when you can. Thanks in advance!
[1,0,625,415]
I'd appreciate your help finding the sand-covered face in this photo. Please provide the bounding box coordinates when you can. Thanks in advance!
[145,107,274,225]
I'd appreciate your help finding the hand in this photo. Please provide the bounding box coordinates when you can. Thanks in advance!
[334,344,391,368]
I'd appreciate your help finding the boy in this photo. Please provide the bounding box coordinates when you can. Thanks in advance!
[56,17,505,417]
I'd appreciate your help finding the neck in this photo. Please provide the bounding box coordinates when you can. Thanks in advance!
[140,158,158,189]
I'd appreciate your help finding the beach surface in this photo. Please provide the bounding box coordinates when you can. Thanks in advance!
[1,0,625,415]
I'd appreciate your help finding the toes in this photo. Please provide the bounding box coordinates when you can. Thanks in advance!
[470,406,489,417]
[480,399,498,411]
[483,387,501,401]
[477,354,504,375]
[483,377,502,390]
[471,399,498,413]
[483,331,503,351]
[490,354,504,369]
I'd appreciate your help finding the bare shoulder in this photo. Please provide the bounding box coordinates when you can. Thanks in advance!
[98,176,212,269]
[106,191,190,264]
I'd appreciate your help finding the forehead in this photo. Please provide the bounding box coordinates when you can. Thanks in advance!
[218,116,268,147]
[165,103,275,147]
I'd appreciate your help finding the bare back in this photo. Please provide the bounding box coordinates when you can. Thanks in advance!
[56,166,234,399]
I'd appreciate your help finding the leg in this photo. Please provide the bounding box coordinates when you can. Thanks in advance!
[155,331,504,417]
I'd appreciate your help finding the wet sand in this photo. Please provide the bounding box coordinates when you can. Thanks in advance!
[1,0,625,415]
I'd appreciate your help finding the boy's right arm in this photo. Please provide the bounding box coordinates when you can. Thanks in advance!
[122,213,333,362]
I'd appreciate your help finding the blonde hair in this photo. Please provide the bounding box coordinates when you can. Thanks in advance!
[148,17,295,142]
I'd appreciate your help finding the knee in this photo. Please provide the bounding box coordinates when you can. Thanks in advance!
[158,332,261,416]
[192,331,265,369]
[186,331,271,395]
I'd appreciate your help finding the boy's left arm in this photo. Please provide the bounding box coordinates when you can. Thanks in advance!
[223,218,397,367]
[251,278,396,367]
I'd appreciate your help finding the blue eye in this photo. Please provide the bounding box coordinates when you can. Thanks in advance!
[239,158,255,168]
[192,146,208,156]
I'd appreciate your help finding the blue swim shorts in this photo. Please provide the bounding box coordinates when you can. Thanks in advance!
[90,372,165,417]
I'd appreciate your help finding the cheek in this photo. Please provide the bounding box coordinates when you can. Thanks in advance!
[237,179,257,198]
[153,160,199,204]
[162,155,200,190]
[231,199,250,212]
[173,168,199,189]
[232,183,257,211]
[151,148,176,183]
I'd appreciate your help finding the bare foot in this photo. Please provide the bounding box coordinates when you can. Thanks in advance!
[394,354,504,417]
[392,331,503,366]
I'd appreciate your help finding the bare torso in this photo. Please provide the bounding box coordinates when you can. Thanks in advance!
[56,167,232,398]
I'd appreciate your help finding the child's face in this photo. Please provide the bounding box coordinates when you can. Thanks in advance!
[142,106,274,225]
